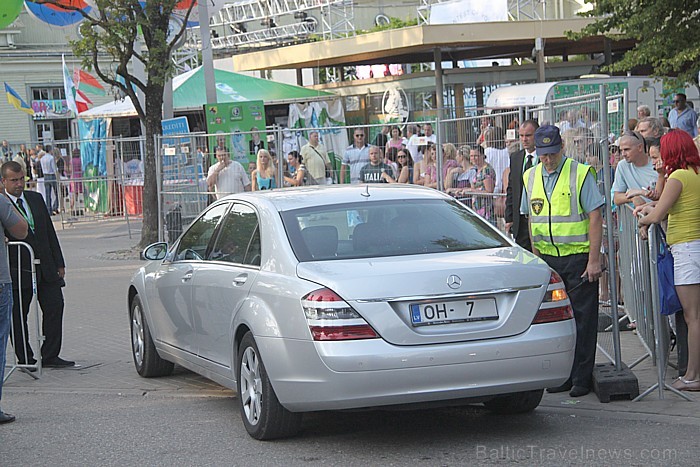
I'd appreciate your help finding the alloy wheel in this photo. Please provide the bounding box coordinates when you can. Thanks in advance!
[131,302,145,367]
[240,346,262,426]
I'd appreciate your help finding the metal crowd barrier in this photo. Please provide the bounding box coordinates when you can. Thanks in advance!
[453,192,507,233]
[636,224,693,401]
[616,206,692,401]
[617,206,657,366]
[24,136,145,240]
[595,212,627,364]
[4,241,42,380]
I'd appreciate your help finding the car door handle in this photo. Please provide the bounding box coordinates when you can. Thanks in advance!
[233,274,248,286]
[181,271,193,282]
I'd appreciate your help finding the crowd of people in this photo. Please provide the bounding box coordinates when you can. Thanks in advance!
[0,141,83,216]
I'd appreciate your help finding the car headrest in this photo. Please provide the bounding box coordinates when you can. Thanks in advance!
[301,226,338,259]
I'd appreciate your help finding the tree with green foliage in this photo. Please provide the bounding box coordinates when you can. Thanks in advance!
[573,0,700,88]
[31,0,194,246]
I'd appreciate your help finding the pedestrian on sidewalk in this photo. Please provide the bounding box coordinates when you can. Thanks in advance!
[0,175,29,425]
[40,148,59,215]
[1,161,74,370]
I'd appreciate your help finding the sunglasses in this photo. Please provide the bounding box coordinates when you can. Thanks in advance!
[623,130,648,152]
[397,155,407,158]
[354,134,364,137]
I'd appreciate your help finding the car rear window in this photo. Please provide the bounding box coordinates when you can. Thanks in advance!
[281,198,509,262]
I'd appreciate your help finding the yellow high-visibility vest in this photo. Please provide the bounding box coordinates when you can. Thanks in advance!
[523,158,593,256]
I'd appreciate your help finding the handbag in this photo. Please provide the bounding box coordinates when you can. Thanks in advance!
[656,228,682,316]
[303,169,318,186]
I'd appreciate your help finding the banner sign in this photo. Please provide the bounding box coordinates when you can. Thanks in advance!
[32,99,73,120]
[204,101,265,165]
[162,116,191,145]
[161,116,192,181]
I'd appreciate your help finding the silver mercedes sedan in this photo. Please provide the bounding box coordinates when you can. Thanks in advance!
[128,184,575,440]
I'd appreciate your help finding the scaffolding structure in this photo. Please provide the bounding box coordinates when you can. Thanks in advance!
[188,0,354,53]
[508,0,547,20]
[179,0,583,81]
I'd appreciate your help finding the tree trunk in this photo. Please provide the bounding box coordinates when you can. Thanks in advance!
[140,84,165,248]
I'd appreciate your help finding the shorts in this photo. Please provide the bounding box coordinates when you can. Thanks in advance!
[670,239,700,285]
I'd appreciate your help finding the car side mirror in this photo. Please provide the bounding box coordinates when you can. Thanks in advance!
[141,242,168,261]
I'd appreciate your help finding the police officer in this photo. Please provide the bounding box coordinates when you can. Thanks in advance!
[521,125,604,398]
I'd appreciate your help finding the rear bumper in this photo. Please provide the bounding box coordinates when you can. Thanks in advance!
[256,320,575,411]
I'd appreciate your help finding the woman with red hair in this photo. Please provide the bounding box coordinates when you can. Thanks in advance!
[638,130,700,391]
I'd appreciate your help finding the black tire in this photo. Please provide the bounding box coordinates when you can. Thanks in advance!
[130,294,174,377]
[483,389,544,414]
[237,332,302,440]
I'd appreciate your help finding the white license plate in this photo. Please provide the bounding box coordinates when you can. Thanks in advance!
[410,298,498,326]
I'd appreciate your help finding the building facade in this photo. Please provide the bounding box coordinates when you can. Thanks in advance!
[0,11,114,148]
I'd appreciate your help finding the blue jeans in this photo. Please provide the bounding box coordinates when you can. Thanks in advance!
[0,282,13,403]
[44,173,58,212]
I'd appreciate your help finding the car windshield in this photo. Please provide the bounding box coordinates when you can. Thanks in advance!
[282,198,509,262]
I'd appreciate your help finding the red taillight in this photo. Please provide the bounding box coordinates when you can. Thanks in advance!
[304,288,344,302]
[532,305,574,324]
[308,325,378,341]
[549,271,564,284]
[532,272,574,324]
[302,288,379,341]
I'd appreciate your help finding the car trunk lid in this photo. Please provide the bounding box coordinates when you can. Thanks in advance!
[296,247,552,345]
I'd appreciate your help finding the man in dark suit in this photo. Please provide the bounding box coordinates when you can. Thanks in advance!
[505,119,539,250]
[1,161,73,368]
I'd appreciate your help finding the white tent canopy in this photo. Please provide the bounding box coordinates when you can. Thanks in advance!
[486,83,558,109]
[79,96,138,119]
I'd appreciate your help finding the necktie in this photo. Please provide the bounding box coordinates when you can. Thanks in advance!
[16,198,27,216]
[524,153,534,171]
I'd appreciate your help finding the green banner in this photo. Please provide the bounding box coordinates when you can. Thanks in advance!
[552,81,629,100]
[204,101,266,165]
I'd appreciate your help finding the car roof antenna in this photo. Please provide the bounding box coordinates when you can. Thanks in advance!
[361,185,370,198]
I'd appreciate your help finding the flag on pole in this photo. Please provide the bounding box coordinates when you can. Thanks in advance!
[73,68,106,96]
[62,54,79,115]
[76,89,93,105]
[4,82,34,115]
[75,88,91,113]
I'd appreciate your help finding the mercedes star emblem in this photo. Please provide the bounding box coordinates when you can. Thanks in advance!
[447,275,462,289]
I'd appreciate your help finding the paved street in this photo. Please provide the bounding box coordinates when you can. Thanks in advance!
[2,219,699,465]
